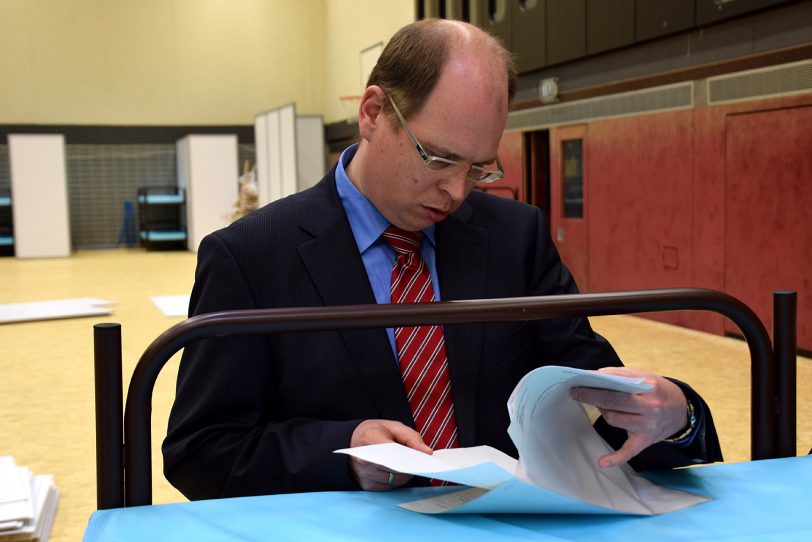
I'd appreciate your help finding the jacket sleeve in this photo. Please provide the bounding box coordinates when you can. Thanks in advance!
[162,233,362,500]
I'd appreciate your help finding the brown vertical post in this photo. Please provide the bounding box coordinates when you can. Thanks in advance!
[94,323,124,509]
[773,291,797,457]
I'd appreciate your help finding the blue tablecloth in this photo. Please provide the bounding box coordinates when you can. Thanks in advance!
[84,455,811,541]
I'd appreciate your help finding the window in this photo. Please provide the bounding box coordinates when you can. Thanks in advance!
[562,139,583,218]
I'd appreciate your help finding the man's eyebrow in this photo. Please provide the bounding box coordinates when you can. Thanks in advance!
[422,139,460,160]
[423,140,496,165]
[474,155,498,166]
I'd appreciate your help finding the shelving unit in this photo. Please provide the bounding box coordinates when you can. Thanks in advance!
[137,186,187,250]
[0,189,13,256]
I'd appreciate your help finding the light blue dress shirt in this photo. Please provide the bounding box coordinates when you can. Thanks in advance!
[335,144,442,355]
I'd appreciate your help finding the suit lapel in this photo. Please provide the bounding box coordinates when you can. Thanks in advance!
[294,176,491,438]
[296,177,414,425]
[436,201,488,448]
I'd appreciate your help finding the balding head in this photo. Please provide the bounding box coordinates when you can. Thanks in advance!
[366,18,517,120]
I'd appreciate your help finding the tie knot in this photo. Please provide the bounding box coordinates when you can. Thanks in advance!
[382,226,423,256]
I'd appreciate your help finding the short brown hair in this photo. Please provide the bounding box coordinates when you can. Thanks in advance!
[366,18,517,120]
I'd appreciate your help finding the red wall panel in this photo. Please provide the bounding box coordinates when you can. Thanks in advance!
[544,92,812,349]
[723,105,812,349]
[586,110,695,328]
[688,105,728,334]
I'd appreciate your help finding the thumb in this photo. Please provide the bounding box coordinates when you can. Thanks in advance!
[598,434,650,469]
[390,426,432,454]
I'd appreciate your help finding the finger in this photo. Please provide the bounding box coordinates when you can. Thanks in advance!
[598,408,651,433]
[351,419,413,447]
[391,427,432,454]
[596,366,646,378]
[351,419,432,449]
[350,457,385,491]
[570,387,640,413]
[350,459,408,491]
[598,434,653,469]
[373,469,396,490]
[359,468,415,492]
[375,420,432,453]
[377,470,414,490]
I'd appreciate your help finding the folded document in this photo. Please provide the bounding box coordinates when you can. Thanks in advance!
[336,365,709,515]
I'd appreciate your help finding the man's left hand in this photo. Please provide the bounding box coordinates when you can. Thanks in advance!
[569,367,688,468]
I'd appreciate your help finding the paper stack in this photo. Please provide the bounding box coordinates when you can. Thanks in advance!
[0,456,59,541]
[337,366,709,515]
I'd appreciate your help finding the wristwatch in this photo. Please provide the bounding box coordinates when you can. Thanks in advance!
[663,399,697,444]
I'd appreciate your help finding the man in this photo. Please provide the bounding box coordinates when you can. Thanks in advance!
[163,19,721,500]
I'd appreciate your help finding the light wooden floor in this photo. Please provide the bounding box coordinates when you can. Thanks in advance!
[1,249,809,541]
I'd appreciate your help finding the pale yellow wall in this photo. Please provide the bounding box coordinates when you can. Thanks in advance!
[0,0,330,125]
[0,0,414,125]
[0,0,412,126]
[325,0,415,122]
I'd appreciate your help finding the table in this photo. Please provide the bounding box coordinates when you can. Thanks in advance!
[84,455,811,541]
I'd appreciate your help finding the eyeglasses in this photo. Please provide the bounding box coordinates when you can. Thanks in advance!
[387,95,504,184]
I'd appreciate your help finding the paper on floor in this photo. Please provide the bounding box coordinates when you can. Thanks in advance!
[0,298,113,324]
[149,295,190,317]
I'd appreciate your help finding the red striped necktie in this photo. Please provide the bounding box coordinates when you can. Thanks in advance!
[382,226,459,452]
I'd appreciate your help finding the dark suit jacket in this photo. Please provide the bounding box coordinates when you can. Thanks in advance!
[163,165,721,500]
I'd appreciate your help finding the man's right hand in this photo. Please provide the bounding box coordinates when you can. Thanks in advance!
[348,419,431,491]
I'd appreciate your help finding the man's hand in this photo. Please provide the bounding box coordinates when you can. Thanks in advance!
[348,419,432,491]
[569,367,688,469]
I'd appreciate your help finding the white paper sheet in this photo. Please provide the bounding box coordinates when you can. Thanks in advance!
[0,456,33,525]
[149,295,190,317]
[5,474,59,541]
[336,366,710,515]
[0,298,114,324]
[0,456,59,541]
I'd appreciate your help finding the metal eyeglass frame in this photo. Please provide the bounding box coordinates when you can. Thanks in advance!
[387,95,504,184]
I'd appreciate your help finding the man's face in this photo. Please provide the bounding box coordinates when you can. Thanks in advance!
[359,51,509,232]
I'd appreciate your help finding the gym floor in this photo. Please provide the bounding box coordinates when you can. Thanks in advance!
[1,249,809,541]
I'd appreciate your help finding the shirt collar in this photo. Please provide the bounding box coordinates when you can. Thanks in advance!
[335,144,436,253]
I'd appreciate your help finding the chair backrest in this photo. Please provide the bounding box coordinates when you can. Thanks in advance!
[93,287,796,509]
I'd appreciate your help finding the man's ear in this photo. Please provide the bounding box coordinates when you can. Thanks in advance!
[357,85,386,142]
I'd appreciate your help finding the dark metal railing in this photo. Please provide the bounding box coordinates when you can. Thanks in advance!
[94,323,124,510]
[94,288,793,509]
[773,291,797,458]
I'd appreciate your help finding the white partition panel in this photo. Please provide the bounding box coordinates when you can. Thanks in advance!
[295,115,326,191]
[278,104,298,198]
[254,103,303,205]
[254,114,270,206]
[266,109,282,203]
[177,135,238,253]
[8,134,71,258]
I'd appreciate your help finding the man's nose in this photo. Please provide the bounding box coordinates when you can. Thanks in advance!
[438,167,470,203]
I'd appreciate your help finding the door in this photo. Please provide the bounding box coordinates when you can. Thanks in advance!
[526,129,551,224]
[550,125,589,292]
[724,105,812,351]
